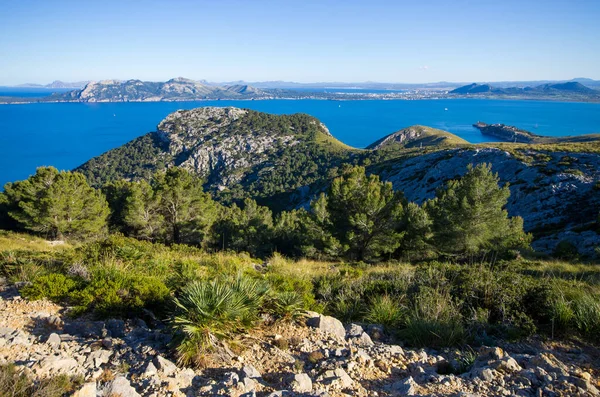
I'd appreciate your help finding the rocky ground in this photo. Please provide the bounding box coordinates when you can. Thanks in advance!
[1,285,599,397]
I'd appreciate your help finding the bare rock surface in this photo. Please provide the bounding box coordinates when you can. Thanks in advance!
[1,288,599,396]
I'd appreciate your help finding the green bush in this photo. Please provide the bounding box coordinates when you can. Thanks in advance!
[171,274,269,366]
[68,272,170,317]
[365,294,405,328]
[571,292,600,340]
[20,273,77,302]
[268,291,306,321]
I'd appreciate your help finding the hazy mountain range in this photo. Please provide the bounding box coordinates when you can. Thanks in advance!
[12,77,600,90]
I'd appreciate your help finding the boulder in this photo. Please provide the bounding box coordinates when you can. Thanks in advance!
[317,368,353,389]
[73,382,97,397]
[85,349,112,369]
[389,376,418,396]
[107,376,140,397]
[306,312,346,339]
[242,364,261,379]
[35,356,81,376]
[291,373,312,393]
[46,332,61,349]
[153,355,178,376]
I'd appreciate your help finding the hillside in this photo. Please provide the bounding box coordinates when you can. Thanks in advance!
[366,125,468,150]
[75,107,600,255]
[49,78,267,102]
[76,107,357,203]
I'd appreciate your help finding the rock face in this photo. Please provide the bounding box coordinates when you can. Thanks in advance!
[377,147,600,255]
[51,77,266,102]
[1,290,599,397]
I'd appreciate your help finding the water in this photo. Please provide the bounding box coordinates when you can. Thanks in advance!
[0,98,599,188]
[0,87,73,98]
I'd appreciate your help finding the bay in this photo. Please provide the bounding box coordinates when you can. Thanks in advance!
[0,98,599,188]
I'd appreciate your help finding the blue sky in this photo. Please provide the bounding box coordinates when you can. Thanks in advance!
[1,0,599,84]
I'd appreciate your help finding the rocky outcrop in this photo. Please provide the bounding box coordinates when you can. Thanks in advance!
[367,126,468,149]
[2,287,598,397]
[76,107,347,194]
[473,122,539,143]
[376,147,600,255]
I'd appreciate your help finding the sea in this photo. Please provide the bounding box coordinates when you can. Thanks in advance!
[1,87,600,188]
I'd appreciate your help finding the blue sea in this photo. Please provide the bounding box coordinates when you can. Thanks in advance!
[1,88,599,188]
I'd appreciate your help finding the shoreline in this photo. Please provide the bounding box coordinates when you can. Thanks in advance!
[2,95,600,105]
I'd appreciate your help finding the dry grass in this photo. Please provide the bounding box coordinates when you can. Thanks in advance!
[0,231,72,253]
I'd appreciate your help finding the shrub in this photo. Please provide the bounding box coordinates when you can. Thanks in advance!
[365,294,405,328]
[268,291,306,321]
[400,287,465,347]
[170,274,269,366]
[0,364,82,397]
[553,240,579,260]
[571,292,600,340]
[20,273,77,302]
[68,272,170,317]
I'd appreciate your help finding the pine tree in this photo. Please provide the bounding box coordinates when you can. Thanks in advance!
[324,166,405,260]
[3,167,109,240]
[153,168,217,244]
[122,180,164,240]
[428,163,530,256]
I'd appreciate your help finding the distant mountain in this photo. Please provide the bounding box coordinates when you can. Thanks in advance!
[47,78,267,102]
[450,83,494,94]
[450,82,599,99]
[17,80,88,89]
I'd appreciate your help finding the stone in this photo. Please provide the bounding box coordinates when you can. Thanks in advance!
[107,376,140,397]
[64,321,106,338]
[85,349,112,369]
[143,361,158,377]
[493,357,522,373]
[35,356,81,376]
[318,368,353,389]
[45,315,64,330]
[73,382,97,397]
[153,355,178,376]
[46,332,61,349]
[366,324,385,341]
[291,373,312,393]
[223,371,240,386]
[389,376,418,396]
[242,364,261,379]
[106,319,126,337]
[305,313,346,339]
[346,323,364,338]
[101,337,113,349]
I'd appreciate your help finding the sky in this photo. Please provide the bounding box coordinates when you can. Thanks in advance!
[1,0,599,85]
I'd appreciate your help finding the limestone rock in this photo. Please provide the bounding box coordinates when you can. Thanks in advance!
[153,355,178,376]
[306,312,346,339]
[291,373,312,393]
[107,376,141,397]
